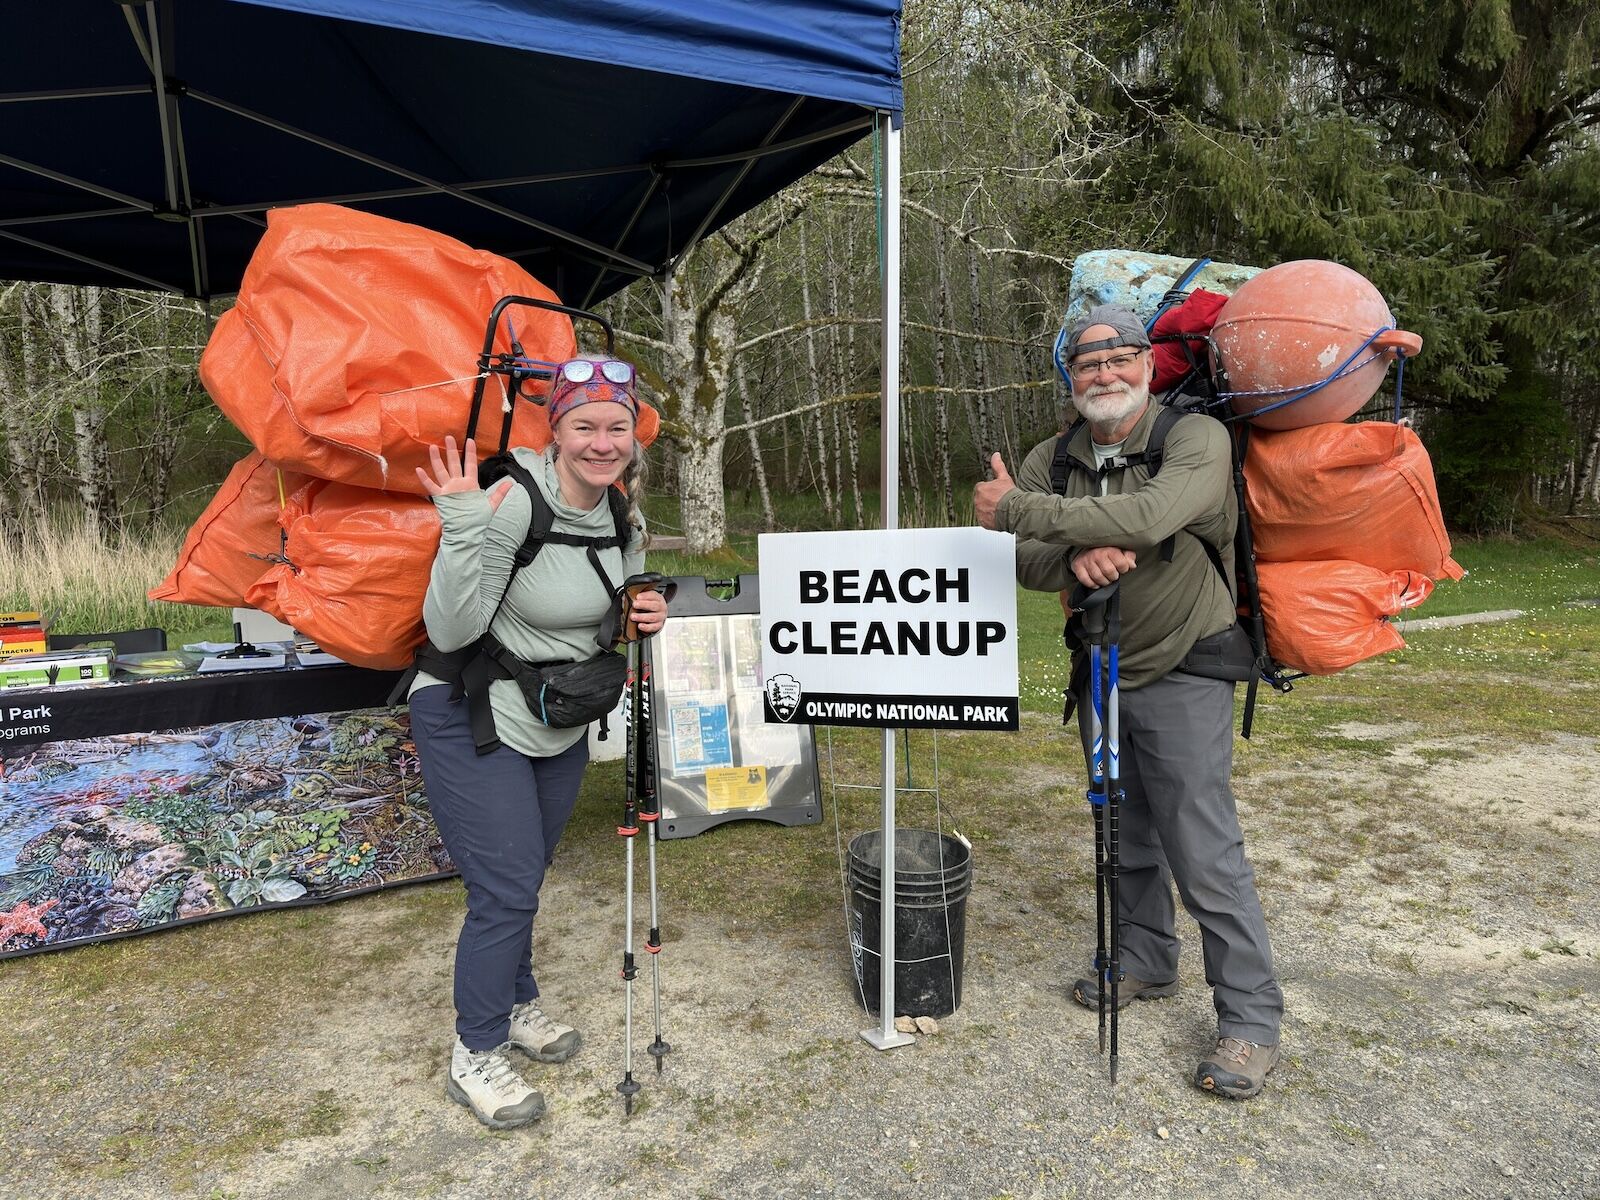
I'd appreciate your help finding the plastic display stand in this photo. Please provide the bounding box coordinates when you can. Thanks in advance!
[648,575,821,840]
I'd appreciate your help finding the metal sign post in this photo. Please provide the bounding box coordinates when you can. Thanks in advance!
[866,111,909,1051]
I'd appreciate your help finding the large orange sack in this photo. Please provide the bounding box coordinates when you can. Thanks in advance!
[150,452,308,607]
[244,480,440,671]
[202,204,574,493]
[1244,422,1463,580]
[1257,560,1433,675]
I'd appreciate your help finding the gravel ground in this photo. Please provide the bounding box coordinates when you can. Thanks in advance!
[2,712,1597,1200]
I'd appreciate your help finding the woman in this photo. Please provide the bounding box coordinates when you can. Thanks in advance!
[409,356,667,1130]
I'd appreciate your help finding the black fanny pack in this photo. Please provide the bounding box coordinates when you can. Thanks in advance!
[488,644,629,729]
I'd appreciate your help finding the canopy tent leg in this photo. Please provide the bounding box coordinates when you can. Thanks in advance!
[861,110,912,1053]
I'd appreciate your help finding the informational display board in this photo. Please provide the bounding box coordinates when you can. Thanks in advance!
[649,576,821,840]
[757,528,1020,730]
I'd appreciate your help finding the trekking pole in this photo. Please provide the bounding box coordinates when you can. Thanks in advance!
[1104,586,1124,1086]
[622,572,675,1077]
[616,636,644,1117]
[1070,581,1122,1085]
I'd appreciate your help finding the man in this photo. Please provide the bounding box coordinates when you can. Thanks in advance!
[974,304,1283,1100]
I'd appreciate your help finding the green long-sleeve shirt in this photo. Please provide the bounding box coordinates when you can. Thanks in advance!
[409,446,644,757]
[998,401,1237,689]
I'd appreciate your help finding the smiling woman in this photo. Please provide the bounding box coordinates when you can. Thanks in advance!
[400,355,670,1131]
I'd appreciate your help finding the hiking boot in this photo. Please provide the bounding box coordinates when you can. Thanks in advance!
[507,1000,582,1064]
[447,1039,546,1129]
[1194,1037,1280,1100]
[1072,968,1178,1010]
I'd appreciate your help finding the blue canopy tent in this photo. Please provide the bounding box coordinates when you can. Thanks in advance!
[0,0,900,305]
[0,0,916,1051]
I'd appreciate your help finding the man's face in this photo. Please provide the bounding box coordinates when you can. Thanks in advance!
[1069,325,1152,427]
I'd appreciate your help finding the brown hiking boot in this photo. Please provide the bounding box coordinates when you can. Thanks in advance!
[1072,969,1178,1009]
[1194,1037,1280,1100]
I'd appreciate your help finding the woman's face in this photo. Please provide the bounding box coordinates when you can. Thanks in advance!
[553,405,636,492]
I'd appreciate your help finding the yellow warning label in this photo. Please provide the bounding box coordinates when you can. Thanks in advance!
[704,765,770,812]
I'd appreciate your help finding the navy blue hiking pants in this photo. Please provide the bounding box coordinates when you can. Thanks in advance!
[410,684,589,1051]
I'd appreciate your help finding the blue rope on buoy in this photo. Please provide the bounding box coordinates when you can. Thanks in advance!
[1217,327,1392,422]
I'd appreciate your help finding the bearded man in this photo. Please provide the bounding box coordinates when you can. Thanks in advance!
[973,304,1284,1100]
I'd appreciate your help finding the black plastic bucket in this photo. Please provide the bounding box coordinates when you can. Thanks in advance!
[847,828,972,1017]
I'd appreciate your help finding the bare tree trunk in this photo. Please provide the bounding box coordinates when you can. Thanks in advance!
[798,223,837,523]
[734,357,776,530]
[658,267,733,554]
[933,233,955,524]
[47,285,117,534]
[828,228,865,527]
[0,286,49,538]
[967,246,994,468]
[1571,397,1600,515]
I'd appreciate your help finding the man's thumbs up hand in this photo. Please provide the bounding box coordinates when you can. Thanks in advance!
[974,452,1016,530]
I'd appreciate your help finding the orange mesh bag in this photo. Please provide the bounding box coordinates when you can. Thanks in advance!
[1257,560,1433,675]
[1244,422,1463,580]
[201,203,574,493]
[244,480,440,671]
[150,452,308,607]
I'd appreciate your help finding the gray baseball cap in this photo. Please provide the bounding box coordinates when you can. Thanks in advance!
[1059,304,1151,363]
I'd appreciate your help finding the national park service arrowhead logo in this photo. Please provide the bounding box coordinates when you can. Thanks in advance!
[765,673,802,722]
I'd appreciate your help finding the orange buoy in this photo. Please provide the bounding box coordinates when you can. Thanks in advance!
[1211,260,1422,430]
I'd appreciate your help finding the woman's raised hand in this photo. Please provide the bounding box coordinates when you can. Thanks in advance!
[416,436,513,509]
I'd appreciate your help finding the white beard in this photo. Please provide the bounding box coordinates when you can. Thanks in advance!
[1075,378,1149,431]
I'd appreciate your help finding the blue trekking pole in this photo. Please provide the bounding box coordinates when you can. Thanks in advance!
[1071,581,1123,1085]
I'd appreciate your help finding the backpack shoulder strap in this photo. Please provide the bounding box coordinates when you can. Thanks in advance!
[607,485,632,549]
[498,458,556,571]
[1142,404,1188,478]
[1050,418,1090,495]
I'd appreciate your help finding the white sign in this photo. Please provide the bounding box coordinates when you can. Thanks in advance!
[758,528,1019,730]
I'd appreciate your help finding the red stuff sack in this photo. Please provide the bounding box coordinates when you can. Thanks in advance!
[244,480,440,671]
[201,204,574,493]
[150,452,308,608]
[1149,288,1228,393]
[1243,422,1463,580]
[1256,560,1433,675]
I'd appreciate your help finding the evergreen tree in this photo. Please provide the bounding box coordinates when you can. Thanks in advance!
[1036,0,1600,528]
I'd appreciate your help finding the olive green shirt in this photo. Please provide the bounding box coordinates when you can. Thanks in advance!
[998,401,1237,690]
[409,446,644,757]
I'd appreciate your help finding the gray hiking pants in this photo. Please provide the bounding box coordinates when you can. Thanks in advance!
[1076,669,1283,1043]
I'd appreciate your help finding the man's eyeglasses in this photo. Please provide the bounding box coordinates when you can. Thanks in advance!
[557,358,635,387]
[1067,350,1145,380]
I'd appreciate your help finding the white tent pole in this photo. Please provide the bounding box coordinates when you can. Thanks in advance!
[862,111,913,1052]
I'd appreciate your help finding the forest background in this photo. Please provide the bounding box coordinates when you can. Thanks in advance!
[3,0,1599,564]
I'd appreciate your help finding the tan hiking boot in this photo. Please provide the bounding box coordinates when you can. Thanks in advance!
[507,1000,582,1063]
[447,1040,546,1129]
[1194,1036,1280,1100]
[1072,968,1178,1009]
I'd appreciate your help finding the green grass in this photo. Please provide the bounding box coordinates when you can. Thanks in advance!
[1408,536,1600,618]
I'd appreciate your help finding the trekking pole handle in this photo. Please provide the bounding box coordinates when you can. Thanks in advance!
[1067,581,1119,642]
[620,573,678,644]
